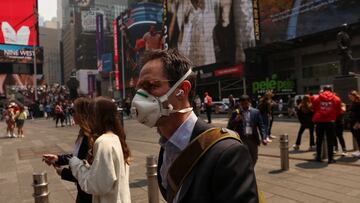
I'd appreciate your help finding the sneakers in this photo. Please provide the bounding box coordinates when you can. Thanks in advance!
[352,151,360,158]
[266,138,272,143]
[292,144,300,150]
[262,139,268,145]
[341,151,348,156]
[308,145,316,151]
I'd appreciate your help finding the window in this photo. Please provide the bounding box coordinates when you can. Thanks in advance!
[302,62,340,78]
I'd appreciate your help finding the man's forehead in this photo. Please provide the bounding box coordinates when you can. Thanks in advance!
[140,59,166,78]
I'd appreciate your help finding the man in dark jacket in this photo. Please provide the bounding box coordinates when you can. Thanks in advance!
[228,95,267,166]
[312,86,342,163]
[132,49,258,202]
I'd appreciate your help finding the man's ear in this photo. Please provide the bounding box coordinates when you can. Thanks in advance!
[181,80,191,95]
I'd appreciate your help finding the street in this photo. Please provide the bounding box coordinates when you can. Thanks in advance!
[1,116,360,203]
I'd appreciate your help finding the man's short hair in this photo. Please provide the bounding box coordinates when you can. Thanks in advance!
[322,85,333,92]
[240,95,250,102]
[142,49,196,101]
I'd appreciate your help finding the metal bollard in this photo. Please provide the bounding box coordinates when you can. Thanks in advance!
[146,156,159,203]
[32,172,49,203]
[353,136,359,151]
[117,107,124,126]
[280,134,289,171]
[321,136,328,159]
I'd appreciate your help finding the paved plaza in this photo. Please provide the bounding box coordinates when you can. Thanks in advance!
[1,116,360,202]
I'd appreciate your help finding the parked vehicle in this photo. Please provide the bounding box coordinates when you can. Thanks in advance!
[211,101,229,114]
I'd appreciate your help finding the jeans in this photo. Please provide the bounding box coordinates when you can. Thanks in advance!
[334,123,346,151]
[295,124,315,146]
[206,106,212,123]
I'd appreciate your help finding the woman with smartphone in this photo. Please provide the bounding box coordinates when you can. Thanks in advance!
[42,97,92,203]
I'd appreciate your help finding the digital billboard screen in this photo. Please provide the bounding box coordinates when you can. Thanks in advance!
[0,44,43,64]
[0,0,38,46]
[164,0,256,67]
[259,0,360,44]
[121,1,163,88]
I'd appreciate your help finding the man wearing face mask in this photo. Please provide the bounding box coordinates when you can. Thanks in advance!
[131,49,258,203]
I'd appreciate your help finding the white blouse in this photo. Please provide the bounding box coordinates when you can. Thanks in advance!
[69,132,131,203]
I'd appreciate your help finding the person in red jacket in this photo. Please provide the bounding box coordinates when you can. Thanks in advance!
[312,86,342,163]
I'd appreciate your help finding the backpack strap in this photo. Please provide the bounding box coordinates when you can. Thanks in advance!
[166,127,241,198]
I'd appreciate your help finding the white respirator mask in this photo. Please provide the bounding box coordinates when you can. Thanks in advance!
[131,69,193,128]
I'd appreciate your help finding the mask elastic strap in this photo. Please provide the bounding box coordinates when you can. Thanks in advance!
[173,107,193,113]
[159,68,192,103]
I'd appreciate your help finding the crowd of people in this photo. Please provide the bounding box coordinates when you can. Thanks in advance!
[222,85,360,165]
[4,49,360,203]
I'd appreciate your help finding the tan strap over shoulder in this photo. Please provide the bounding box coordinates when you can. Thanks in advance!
[166,127,241,198]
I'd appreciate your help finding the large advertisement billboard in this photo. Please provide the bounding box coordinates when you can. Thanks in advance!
[121,1,163,88]
[0,0,38,46]
[164,0,256,67]
[259,0,360,44]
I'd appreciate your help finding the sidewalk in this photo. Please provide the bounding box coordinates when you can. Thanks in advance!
[0,118,360,202]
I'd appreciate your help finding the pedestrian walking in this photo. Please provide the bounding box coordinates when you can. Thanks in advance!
[69,97,131,203]
[228,94,236,117]
[194,94,202,116]
[131,49,258,202]
[312,86,341,163]
[42,97,93,203]
[334,102,347,156]
[257,92,272,144]
[5,105,16,138]
[15,106,27,138]
[287,95,295,117]
[228,95,267,166]
[204,92,212,123]
[267,92,277,139]
[54,101,65,127]
[348,90,360,158]
[293,95,315,151]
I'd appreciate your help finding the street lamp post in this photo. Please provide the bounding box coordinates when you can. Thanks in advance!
[33,8,38,101]
[33,35,38,101]
[120,23,126,100]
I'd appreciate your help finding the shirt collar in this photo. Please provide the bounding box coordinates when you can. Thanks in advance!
[159,112,198,150]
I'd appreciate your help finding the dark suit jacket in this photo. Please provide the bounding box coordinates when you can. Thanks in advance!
[157,119,259,203]
[56,132,92,203]
[229,107,266,145]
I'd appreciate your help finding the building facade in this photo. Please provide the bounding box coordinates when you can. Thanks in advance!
[59,0,127,96]
[39,24,62,85]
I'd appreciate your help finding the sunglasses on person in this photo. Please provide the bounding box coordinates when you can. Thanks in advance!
[136,79,172,92]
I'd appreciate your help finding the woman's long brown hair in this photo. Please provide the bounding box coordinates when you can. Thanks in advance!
[299,95,312,113]
[73,97,92,136]
[87,97,131,164]
[349,90,360,102]
[73,97,93,161]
